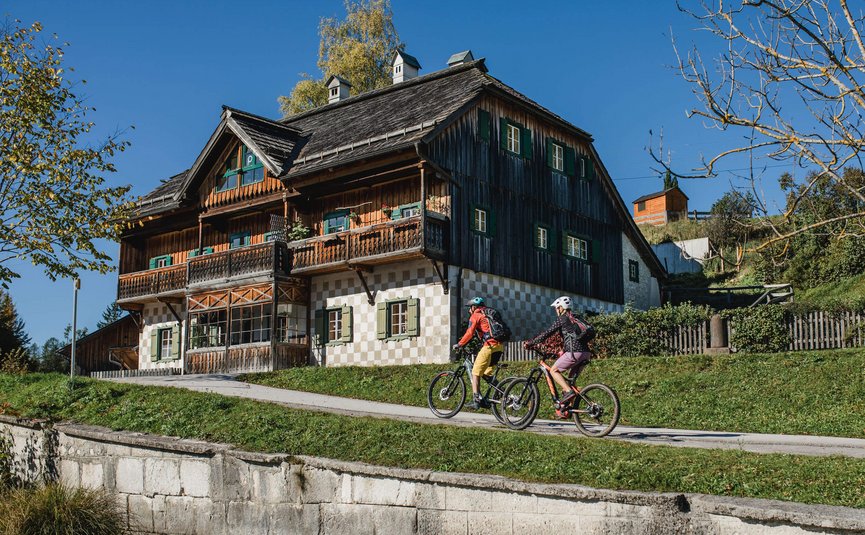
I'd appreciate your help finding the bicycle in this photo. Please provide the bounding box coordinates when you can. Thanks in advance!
[427,347,515,424]
[500,347,620,437]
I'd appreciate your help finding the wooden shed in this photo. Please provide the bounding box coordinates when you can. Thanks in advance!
[632,187,689,226]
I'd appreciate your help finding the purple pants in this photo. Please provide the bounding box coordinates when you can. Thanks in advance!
[553,351,592,377]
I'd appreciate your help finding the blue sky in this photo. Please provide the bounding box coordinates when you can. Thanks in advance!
[5,1,793,345]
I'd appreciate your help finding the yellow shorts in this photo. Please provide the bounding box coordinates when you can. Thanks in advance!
[472,343,503,377]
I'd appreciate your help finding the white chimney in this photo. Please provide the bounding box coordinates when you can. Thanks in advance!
[392,50,421,84]
[326,75,351,103]
[447,50,474,67]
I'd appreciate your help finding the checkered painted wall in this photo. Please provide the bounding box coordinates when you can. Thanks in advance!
[139,302,185,371]
[310,259,452,367]
[458,268,624,341]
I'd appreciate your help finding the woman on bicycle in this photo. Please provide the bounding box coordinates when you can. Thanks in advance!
[523,296,592,407]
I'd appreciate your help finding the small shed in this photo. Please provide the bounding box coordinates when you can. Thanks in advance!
[632,187,689,226]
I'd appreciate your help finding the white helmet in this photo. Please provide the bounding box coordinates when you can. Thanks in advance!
[550,296,572,310]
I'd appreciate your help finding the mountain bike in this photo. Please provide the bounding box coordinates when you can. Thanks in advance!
[500,348,620,437]
[427,347,515,424]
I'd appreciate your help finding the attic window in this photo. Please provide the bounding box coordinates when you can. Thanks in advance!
[330,87,338,97]
[396,65,402,73]
[240,145,264,186]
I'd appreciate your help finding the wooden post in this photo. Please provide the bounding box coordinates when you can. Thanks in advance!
[197,217,204,256]
[420,161,427,256]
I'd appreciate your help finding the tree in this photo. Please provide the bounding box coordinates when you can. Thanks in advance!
[662,170,679,190]
[96,301,123,329]
[0,20,132,284]
[278,0,402,116]
[706,190,756,270]
[657,1,865,250]
[0,290,29,355]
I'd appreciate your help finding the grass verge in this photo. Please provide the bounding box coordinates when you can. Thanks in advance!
[2,373,864,508]
[242,348,865,438]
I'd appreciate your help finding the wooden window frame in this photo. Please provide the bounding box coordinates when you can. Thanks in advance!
[149,255,172,270]
[629,260,640,283]
[390,202,421,220]
[188,310,226,350]
[473,207,488,234]
[506,123,521,154]
[376,298,419,341]
[187,247,214,258]
[552,143,564,172]
[276,303,308,345]
[157,327,172,360]
[388,300,409,339]
[563,232,589,261]
[229,302,273,346]
[229,231,251,250]
[316,305,352,346]
[323,209,350,234]
[533,223,550,251]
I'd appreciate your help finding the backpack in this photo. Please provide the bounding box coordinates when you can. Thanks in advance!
[571,313,596,343]
[482,307,512,342]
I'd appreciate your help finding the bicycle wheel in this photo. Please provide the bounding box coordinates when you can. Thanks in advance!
[489,377,515,425]
[427,371,467,418]
[500,378,539,430]
[572,383,620,438]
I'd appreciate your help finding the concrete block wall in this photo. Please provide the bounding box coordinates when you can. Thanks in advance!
[2,417,864,534]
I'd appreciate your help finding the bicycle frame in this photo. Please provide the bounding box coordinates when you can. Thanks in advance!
[452,350,509,402]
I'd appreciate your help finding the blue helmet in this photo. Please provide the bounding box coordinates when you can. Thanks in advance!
[466,297,485,307]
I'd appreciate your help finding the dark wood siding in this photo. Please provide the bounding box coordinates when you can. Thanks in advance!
[428,96,624,304]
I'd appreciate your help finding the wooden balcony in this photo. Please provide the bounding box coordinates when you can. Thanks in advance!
[118,264,186,303]
[188,241,291,287]
[289,214,447,275]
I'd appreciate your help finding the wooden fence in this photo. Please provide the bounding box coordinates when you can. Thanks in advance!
[501,311,864,358]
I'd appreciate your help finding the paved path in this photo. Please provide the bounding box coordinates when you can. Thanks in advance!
[113,374,865,459]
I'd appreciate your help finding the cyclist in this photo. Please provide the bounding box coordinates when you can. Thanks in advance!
[452,297,504,410]
[523,296,592,411]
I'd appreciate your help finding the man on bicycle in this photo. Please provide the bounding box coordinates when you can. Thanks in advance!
[452,297,504,410]
[523,296,592,408]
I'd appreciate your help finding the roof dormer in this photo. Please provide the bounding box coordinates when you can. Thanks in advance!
[392,49,421,84]
[326,75,352,103]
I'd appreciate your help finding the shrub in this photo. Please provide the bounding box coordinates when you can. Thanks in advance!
[0,483,127,535]
[590,303,712,358]
[723,305,791,353]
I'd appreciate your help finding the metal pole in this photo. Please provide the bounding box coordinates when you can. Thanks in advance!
[70,278,80,386]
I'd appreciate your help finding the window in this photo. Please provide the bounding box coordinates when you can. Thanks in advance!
[159,328,172,359]
[188,247,214,258]
[229,231,251,249]
[150,324,179,361]
[534,224,549,250]
[564,234,589,261]
[401,205,421,218]
[629,260,640,283]
[376,298,419,340]
[324,210,349,234]
[330,87,338,97]
[230,303,272,345]
[276,303,307,344]
[264,231,282,243]
[189,310,227,349]
[315,305,352,345]
[578,155,594,180]
[215,144,265,192]
[506,123,521,154]
[552,143,564,172]
[240,145,264,186]
[473,208,487,234]
[148,255,172,269]
[637,201,646,212]
[396,65,402,73]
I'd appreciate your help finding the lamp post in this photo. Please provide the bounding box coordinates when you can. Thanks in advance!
[70,277,80,387]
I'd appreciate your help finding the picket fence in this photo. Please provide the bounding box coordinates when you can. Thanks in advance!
[501,311,865,358]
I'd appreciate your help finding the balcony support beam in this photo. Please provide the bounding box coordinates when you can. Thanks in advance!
[353,267,376,305]
[158,297,184,323]
[429,259,449,295]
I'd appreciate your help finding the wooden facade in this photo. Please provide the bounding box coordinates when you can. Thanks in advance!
[59,315,140,373]
[633,187,689,226]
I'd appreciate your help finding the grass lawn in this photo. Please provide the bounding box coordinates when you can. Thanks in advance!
[1,373,864,508]
[242,348,865,438]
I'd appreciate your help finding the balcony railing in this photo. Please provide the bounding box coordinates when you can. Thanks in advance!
[289,214,447,273]
[118,264,186,302]
[188,241,290,285]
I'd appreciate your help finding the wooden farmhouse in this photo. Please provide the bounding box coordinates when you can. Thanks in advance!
[632,187,689,226]
[75,52,666,375]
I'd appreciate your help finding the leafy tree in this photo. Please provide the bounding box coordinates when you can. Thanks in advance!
[657,2,865,250]
[96,301,123,329]
[278,0,403,116]
[0,20,132,284]
[32,337,66,373]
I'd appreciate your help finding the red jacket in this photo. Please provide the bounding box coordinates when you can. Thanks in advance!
[458,307,500,346]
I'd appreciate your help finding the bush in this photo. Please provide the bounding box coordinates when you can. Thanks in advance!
[723,305,791,353]
[0,483,127,535]
[590,303,712,358]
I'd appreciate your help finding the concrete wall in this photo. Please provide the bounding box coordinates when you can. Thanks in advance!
[3,417,863,535]
[652,238,712,275]
[621,232,657,310]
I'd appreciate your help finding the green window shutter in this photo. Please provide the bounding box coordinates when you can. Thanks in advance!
[376,302,388,340]
[499,118,509,150]
[340,305,353,343]
[521,128,533,159]
[562,232,569,256]
[150,330,159,361]
[407,298,420,337]
[171,325,180,359]
[545,138,554,168]
[478,109,490,141]
[592,239,601,263]
[488,209,497,237]
[149,257,157,269]
[314,308,326,346]
[564,147,576,176]
[586,158,595,180]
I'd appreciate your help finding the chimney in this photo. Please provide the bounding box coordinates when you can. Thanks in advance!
[447,50,474,67]
[392,49,421,83]
[326,75,351,103]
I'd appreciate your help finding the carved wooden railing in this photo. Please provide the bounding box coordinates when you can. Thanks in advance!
[117,264,186,301]
[188,242,290,285]
[289,214,447,271]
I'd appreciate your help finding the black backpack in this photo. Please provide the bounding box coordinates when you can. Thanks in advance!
[571,313,596,343]
[482,307,512,342]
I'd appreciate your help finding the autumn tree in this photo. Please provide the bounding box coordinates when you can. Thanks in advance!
[0,20,132,284]
[658,1,865,250]
[278,0,402,116]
